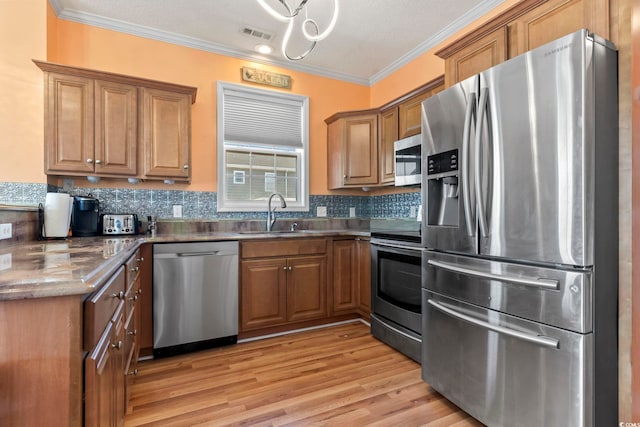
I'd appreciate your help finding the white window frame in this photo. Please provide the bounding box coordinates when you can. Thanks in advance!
[217,81,309,212]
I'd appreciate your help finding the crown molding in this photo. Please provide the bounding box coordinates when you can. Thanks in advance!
[368,0,506,85]
[50,0,506,87]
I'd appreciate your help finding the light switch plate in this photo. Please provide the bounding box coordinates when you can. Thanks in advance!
[172,204,183,218]
[316,206,327,217]
[349,207,356,217]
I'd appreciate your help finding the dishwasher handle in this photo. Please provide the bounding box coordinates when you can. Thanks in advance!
[154,251,228,259]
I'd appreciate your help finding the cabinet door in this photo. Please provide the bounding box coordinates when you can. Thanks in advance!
[331,240,359,314]
[94,80,137,176]
[287,256,327,322]
[508,0,607,57]
[379,108,398,185]
[45,73,95,174]
[444,27,507,87]
[241,258,288,330]
[141,88,191,180]
[357,239,371,315]
[398,92,430,139]
[343,115,379,187]
[112,305,126,427]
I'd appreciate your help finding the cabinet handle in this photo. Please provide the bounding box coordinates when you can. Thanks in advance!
[130,266,139,272]
[95,159,101,164]
[128,369,138,376]
[86,158,93,163]
[136,288,143,295]
[129,295,138,302]
[136,257,144,262]
[289,266,293,271]
[128,329,137,336]
[111,291,125,300]
[183,164,189,169]
[111,341,123,350]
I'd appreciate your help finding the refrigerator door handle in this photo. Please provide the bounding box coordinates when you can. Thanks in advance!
[462,91,477,237]
[427,259,560,290]
[475,88,489,237]
[427,298,560,349]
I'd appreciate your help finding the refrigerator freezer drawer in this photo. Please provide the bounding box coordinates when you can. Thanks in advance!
[423,251,592,333]
[422,290,592,427]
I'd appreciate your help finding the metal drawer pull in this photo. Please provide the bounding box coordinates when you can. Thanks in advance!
[111,291,125,300]
[427,259,559,290]
[111,340,123,350]
[427,299,559,349]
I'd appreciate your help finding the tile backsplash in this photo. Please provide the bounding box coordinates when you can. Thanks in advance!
[0,182,421,219]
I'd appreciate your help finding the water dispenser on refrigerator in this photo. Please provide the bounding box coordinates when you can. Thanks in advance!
[426,149,459,227]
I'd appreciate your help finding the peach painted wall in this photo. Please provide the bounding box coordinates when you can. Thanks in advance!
[0,0,47,184]
[370,0,522,107]
[47,18,371,195]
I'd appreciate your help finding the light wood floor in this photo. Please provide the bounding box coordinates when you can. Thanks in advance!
[125,322,482,426]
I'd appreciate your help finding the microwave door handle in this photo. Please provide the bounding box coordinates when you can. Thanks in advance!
[462,91,476,237]
[475,88,489,238]
[427,298,559,349]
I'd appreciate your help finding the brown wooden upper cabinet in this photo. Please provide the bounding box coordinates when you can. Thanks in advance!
[34,60,197,182]
[436,0,610,87]
[326,76,444,190]
[141,88,191,180]
[327,111,379,189]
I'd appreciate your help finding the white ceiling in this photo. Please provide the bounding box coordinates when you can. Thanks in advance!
[48,0,505,86]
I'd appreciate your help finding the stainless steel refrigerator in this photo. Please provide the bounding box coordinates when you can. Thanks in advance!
[420,29,618,427]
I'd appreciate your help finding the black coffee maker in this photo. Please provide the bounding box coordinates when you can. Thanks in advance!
[71,195,100,236]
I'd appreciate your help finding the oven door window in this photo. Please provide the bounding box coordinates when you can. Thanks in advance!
[377,251,421,313]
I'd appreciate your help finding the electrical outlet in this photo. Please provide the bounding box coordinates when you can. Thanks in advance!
[0,223,12,240]
[172,204,183,218]
[316,206,327,217]
[349,207,356,218]
[409,206,416,218]
[0,254,11,271]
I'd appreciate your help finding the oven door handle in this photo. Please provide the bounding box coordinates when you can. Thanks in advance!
[427,259,559,290]
[427,299,559,349]
[371,241,424,252]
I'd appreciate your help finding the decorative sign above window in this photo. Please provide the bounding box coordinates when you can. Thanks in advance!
[241,67,292,89]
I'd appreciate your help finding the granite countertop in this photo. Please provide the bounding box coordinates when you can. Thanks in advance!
[0,230,368,301]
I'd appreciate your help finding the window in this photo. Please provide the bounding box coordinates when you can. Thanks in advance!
[217,81,309,212]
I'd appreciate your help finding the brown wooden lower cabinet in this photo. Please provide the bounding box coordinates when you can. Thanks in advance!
[84,266,127,427]
[331,239,359,314]
[357,239,371,317]
[240,254,327,330]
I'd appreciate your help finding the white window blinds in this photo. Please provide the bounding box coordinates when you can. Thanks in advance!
[222,87,303,148]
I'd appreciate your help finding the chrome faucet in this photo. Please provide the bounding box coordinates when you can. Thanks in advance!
[266,193,286,232]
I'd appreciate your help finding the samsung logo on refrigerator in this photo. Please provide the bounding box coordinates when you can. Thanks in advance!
[544,44,571,57]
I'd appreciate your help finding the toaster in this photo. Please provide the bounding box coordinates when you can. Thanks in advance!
[101,214,139,235]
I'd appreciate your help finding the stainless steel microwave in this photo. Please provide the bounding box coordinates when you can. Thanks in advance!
[394,134,421,186]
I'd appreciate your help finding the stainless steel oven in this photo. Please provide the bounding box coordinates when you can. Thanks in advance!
[370,228,423,362]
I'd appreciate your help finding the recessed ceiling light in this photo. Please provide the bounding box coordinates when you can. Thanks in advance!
[255,44,274,55]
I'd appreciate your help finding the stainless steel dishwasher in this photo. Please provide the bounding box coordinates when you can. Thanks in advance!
[153,241,239,358]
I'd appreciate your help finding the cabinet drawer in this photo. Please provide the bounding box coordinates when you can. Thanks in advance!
[84,266,126,350]
[241,238,327,259]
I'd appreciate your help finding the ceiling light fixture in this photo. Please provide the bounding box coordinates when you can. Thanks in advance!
[256,0,339,61]
[255,44,274,55]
